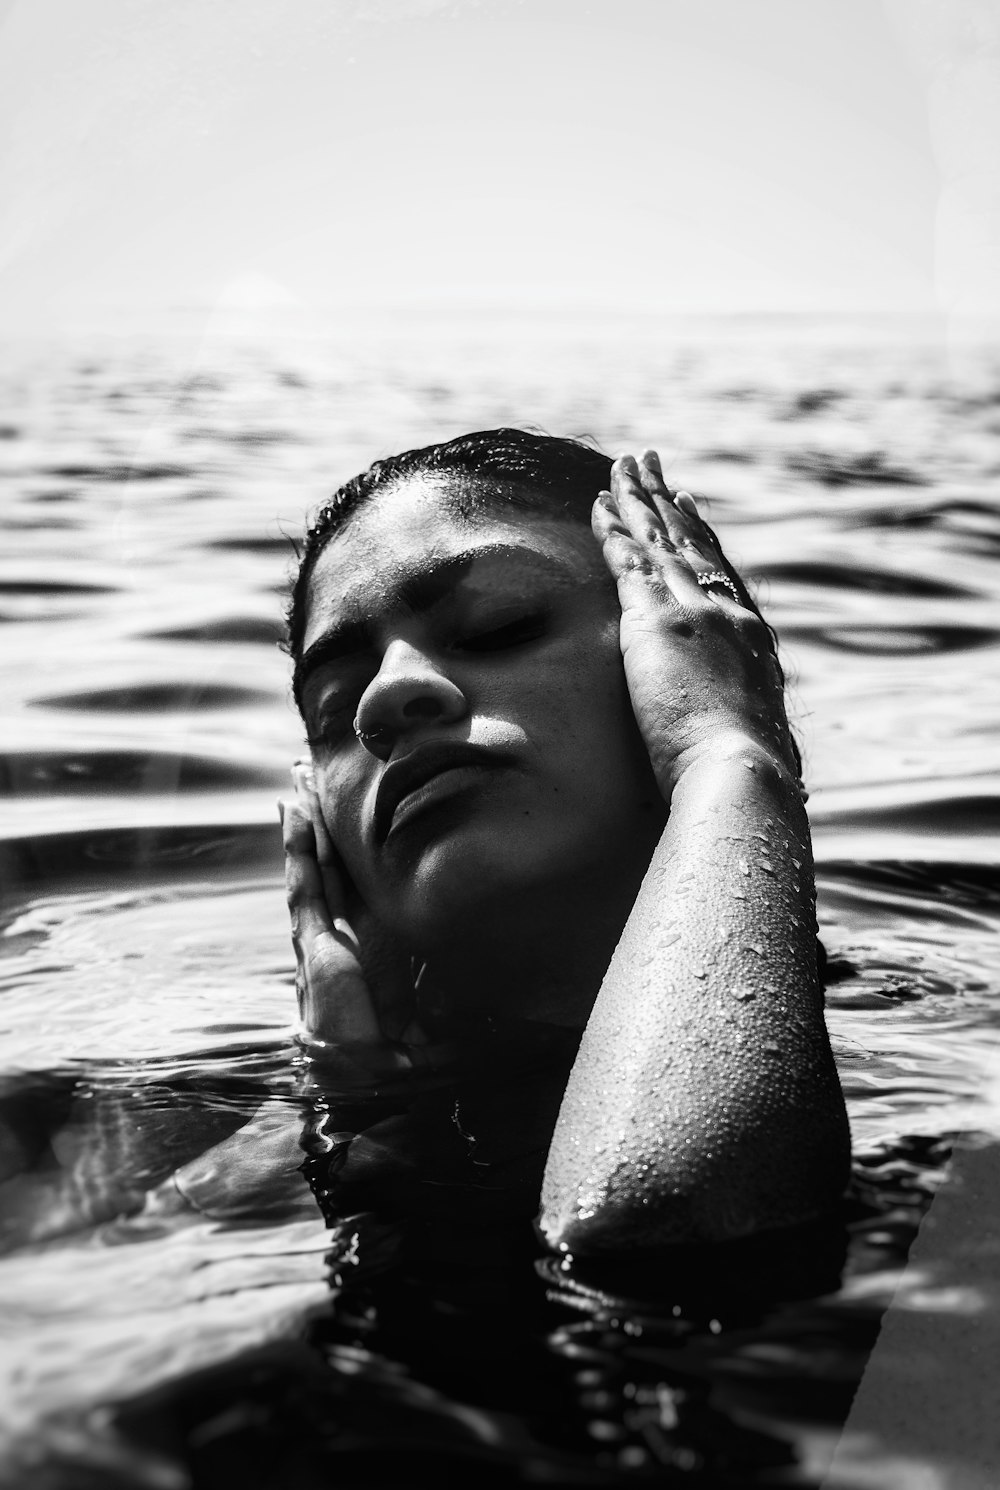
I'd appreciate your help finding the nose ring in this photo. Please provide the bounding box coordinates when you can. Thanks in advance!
[353,718,390,750]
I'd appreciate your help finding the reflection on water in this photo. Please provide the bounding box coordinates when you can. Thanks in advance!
[1,323,998,1487]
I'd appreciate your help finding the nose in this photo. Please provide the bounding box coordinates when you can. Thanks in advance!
[352,640,468,760]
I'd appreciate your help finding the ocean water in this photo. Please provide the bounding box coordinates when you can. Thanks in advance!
[1,318,998,1487]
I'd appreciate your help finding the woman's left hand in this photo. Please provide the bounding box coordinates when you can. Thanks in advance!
[592,450,798,798]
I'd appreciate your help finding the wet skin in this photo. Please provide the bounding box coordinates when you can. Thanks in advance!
[294,475,668,1024]
[283,452,850,1243]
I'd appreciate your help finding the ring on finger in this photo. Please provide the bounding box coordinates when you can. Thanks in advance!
[696,569,742,605]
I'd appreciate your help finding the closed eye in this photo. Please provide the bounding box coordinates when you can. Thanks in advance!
[304,694,357,749]
[456,613,549,653]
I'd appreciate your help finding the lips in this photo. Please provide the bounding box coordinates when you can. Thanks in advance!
[373,741,508,843]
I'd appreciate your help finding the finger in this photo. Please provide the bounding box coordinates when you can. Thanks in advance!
[618,458,754,614]
[632,449,722,568]
[635,452,752,609]
[291,762,348,924]
[281,799,337,950]
[639,459,720,571]
[282,797,362,961]
[592,491,658,583]
[666,483,730,572]
[672,491,755,608]
[611,455,674,549]
[281,798,376,1042]
[609,460,706,608]
[593,490,655,567]
[637,448,683,530]
[618,453,699,562]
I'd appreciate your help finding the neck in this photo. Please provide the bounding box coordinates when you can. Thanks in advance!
[415,855,651,1033]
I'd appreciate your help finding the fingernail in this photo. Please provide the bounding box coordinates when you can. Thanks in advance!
[676,491,699,516]
[643,449,662,470]
[291,762,315,791]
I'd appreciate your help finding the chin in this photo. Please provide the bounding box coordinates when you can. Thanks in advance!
[382,817,569,948]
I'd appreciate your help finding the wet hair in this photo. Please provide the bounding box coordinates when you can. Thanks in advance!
[285,429,613,663]
[284,427,797,777]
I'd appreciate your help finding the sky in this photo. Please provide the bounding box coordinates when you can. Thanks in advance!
[0,0,996,333]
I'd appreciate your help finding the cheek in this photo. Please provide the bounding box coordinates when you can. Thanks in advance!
[510,630,635,760]
[315,763,369,878]
[561,625,633,718]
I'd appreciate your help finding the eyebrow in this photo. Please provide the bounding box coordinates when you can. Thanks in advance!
[293,543,572,708]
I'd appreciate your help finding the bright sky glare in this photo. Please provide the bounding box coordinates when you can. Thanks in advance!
[0,0,995,332]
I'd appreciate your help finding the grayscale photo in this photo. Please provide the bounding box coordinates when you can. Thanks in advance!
[1,2,998,1487]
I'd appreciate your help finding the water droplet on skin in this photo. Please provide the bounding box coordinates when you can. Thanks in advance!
[731,889,746,900]
[743,758,756,771]
[745,943,764,956]
[738,858,750,876]
[733,986,756,1001]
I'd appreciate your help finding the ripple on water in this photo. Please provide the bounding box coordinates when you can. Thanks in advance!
[817,860,1000,1148]
[1,331,997,1490]
[0,880,294,1066]
[31,682,279,711]
[783,448,929,487]
[207,536,298,555]
[852,496,1000,533]
[747,560,974,599]
[0,579,116,596]
[143,615,286,644]
[782,623,998,655]
[0,575,120,623]
[813,782,1000,844]
[0,822,282,893]
[0,750,286,795]
[42,462,195,481]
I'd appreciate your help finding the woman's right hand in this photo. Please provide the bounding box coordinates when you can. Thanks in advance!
[280,763,423,1070]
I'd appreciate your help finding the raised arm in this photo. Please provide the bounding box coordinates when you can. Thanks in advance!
[539,453,850,1251]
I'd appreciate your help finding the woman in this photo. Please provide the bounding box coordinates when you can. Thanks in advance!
[280,428,850,1253]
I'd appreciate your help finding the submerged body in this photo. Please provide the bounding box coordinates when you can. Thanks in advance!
[281,434,850,1249]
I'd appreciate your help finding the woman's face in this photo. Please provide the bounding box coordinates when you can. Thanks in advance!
[296,475,665,946]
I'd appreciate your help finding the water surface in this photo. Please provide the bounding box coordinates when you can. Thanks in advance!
[1,321,998,1487]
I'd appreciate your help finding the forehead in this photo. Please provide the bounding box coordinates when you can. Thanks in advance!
[301,474,603,647]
